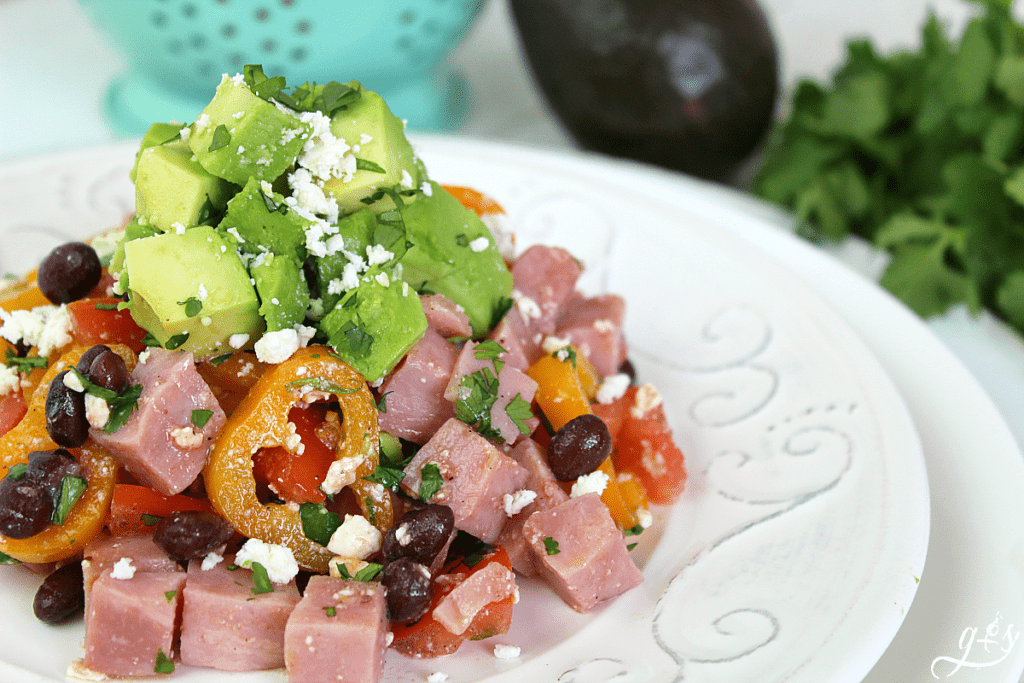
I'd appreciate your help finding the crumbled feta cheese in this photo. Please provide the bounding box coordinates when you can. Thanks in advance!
[513,292,542,320]
[201,551,223,571]
[171,222,187,235]
[502,489,537,516]
[288,166,340,224]
[326,514,382,560]
[359,133,373,145]
[321,456,362,495]
[493,644,521,660]
[593,318,615,333]
[0,304,73,357]
[228,333,250,350]
[194,113,211,131]
[179,126,192,142]
[365,244,394,266]
[294,110,356,184]
[637,508,653,529]
[571,470,610,498]
[62,370,85,393]
[0,366,19,397]
[420,181,433,197]
[254,328,301,364]
[201,316,213,327]
[400,169,414,189]
[541,335,571,355]
[84,394,110,429]
[374,272,390,287]
[596,373,631,405]
[394,522,412,546]
[631,383,662,418]
[197,283,208,301]
[426,673,448,683]
[469,236,490,252]
[235,538,299,584]
[170,426,204,449]
[110,557,136,580]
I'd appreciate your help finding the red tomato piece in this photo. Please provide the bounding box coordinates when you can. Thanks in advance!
[252,404,336,505]
[106,484,216,536]
[591,394,629,441]
[613,388,687,505]
[68,297,147,352]
[0,389,27,437]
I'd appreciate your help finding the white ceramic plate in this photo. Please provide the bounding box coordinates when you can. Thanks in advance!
[0,139,931,683]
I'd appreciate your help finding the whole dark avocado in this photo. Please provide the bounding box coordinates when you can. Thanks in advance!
[510,0,779,182]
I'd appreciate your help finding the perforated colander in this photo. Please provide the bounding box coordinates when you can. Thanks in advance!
[77,0,485,135]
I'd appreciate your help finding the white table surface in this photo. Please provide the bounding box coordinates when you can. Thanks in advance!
[3,0,1024,680]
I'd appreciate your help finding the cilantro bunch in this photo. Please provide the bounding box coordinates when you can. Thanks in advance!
[754,0,1024,333]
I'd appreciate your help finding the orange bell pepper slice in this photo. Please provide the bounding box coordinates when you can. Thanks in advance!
[0,269,49,313]
[203,346,387,573]
[441,185,505,217]
[0,345,130,563]
[527,349,642,529]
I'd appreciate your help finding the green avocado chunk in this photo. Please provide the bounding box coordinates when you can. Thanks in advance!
[320,276,427,382]
[251,253,310,332]
[134,140,232,233]
[321,86,425,214]
[399,182,513,336]
[188,77,311,186]
[109,217,161,293]
[217,177,309,260]
[123,226,262,356]
[129,121,186,183]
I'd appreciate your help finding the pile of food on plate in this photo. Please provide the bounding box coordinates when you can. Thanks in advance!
[0,66,687,682]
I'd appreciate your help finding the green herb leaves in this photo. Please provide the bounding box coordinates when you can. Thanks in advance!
[249,561,274,594]
[336,561,383,582]
[154,649,175,674]
[418,463,444,502]
[299,502,342,546]
[190,409,213,429]
[754,0,1024,335]
[208,125,232,153]
[243,64,361,116]
[67,368,142,434]
[4,349,46,374]
[543,537,560,555]
[52,476,87,525]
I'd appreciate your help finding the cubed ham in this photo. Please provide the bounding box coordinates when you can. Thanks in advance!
[284,576,388,683]
[511,245,582,335]
[378,327,458,445]
[523,493,643,612]
[179,554,301,671]
[421,294,472,339]
[487,308,538,372]
[82,570,186,677]
[496,438,570,576]
[555,293,628,377]
[91,348,226,495]
[401,418,529,543]
[432,559,517,636]
[444,340,539,445]
[82,534,181,606]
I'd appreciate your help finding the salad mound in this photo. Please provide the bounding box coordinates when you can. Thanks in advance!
[0,67,688,681]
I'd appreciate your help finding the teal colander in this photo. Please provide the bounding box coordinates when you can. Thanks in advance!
[77,0,486,135]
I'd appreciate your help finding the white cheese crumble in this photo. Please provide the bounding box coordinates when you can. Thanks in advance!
[110,557,136,580]
[420,181,433,197]
[593,318,615,333]
[426,673,449,683]
[171,222,187,235]
[493,644,521,660]
[235,538,299,584]
[327,514,382,560]
[201,551,223,571]
[137,349,151,364]
[194,113,211,131]
[321,456,362,495]
[502,489,537,516]
[84,394,110,430]
[179,126,192,142]
[0,366,19,397]
[254,328,301,364]
[469,236,490,252]
[394,522,412,546]
[0,304,73,357]
[62,371,85,393]
[365,244,394,266]
[170,425,204,449]
[400,169,415,189]
[596,373,631,405]
[374,272,390,287]
[513,292,542,320]
[637,508,654,529]
[571,470,610,498]
[228,333,250,350]
[541,335,571,355]
[631,383,663,418]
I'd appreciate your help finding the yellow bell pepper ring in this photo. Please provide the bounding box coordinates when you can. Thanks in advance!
[204,346,387,573]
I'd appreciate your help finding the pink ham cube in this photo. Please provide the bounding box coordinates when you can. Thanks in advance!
[178,555,301,671]
[401,418,529,543]
[432,559,517,636]
[524,493,643,612]
[82,570,186,676]
[91,348,226,495]
[82,534,181,603]
[378,327,459,445]
[284,576,388,683]
[510,245,582,335]
[555,293,628,377]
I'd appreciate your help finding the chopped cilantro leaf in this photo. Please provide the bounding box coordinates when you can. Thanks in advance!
[209,353,233,366]
[141,513,162,527]
[504,393,534,436]
[627,542,638,551]
[623,524,644,537]
[355,158,387,174]
[164,590,178,603]
[375,391,391,413]
[94,302,119,311]
[335,562,351,579]
[208,124,232,152]
[105,384,144,434]
[142,332,161,347]
[164,332,189,350]
[543,537,560,555]
[259,187,287,215]
[454,365,502,440]
[4,349,47,374]
[455,233,470,247]
[363,463,405,491]
[190,409,214,429]
[323,605,336,617]
[52,476,87,526]
[249,561,274,594]
[178,296,202,318]
[0,550,20,565]
[154,648,175,674]
[418,463,444,502]
[463,541,495,568]
[6,463,27,480]
[299,502,341,546]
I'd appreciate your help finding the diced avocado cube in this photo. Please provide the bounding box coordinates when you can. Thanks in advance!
[311,209,375,311]
[109,217,161,294]
[399,182,513,336]
[321,86,425,214]
[189,78,311,186]
[251,253,310,332]
[130,121,186,183]
[123,226,262,357]
[218,177,309,260]
[320,277,426,382]
[135,140,233,232]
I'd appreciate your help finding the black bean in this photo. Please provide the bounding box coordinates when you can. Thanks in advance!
[33,561,84,624]
[11,340,31,358]
[76,344,111,374]
[45,371,88,448]
[547,413,613,481]
[382,504,454,566]
[618,358,637,385]
[26,449,80,501]
[37,242,102,304]
[382,558,433,623]
[152,510,235,562]
[0,479,53,539]
[86,349,129,394]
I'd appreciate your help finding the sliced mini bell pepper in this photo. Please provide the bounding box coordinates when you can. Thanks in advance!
[441,185,505,217]
[0,345,130,563]
[203,346,387,573]
[0,269,49,312]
